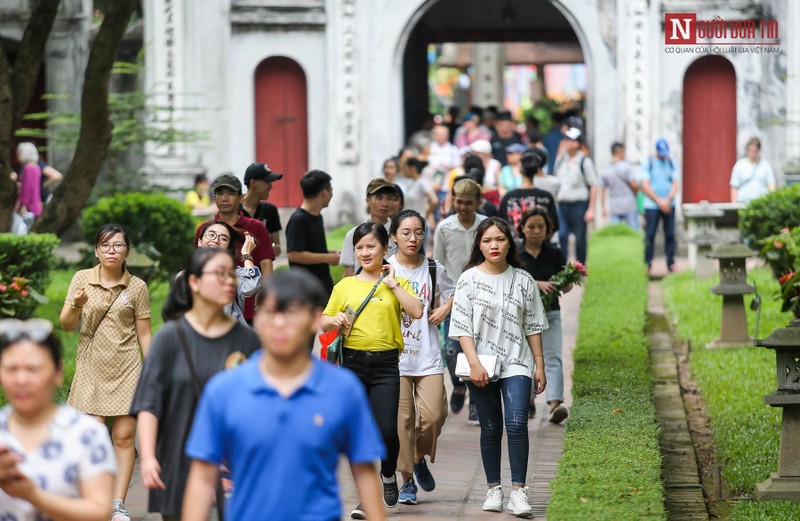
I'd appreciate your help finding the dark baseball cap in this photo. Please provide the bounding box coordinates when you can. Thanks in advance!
[211,173,242,194]
[366,178,401,197]
[244,162,283,186]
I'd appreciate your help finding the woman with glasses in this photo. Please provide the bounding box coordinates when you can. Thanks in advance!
[59,223,152,521]
[0,318,116,521]
[386,210,454,506]
[130,247,260,520]
[449,217,547,518]
[322,222,423,518]
[195,220,260,323]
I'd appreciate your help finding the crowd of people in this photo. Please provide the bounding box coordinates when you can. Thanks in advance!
[0,109,781,521]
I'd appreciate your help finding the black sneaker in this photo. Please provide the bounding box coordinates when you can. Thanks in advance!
[414,457,436,492]
[468,403,480,425]
[450,387,466,413]
[383,478,399,508]
[351,503,366,519]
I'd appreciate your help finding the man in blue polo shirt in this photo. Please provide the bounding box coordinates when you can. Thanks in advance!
[640,138,681,273]
[181,272,386,521]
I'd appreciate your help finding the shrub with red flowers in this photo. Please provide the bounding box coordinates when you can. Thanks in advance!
[760,227,800,317]
[0,274,46,319]
[541,260,587,312]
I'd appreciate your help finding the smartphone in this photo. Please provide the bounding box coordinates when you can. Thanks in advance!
[342,306,358,337]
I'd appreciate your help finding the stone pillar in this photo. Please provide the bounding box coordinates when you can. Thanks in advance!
[706,244,757,349]
[755,318,800,501]
[786,0,800,170]
[472,43,505,108]
[682,201,723,277]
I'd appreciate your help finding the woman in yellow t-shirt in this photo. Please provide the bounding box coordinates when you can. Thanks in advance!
[322,222,423,516]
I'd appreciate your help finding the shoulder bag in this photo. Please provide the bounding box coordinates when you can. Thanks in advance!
[454,268,517,382]
[326,271,388,366]
[175,319,226,521]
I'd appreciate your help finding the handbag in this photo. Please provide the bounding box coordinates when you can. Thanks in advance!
[453,268,517,383]
[326,271,387,365]
[455,352,502,382]
[175,320,226,521]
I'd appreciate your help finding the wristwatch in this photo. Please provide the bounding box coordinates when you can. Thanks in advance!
[241,254,254,261]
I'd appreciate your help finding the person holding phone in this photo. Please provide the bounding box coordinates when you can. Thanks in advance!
[449,217,547,518]
[321,222,423,518]
[0,318,116,521]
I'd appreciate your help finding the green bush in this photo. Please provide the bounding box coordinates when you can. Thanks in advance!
[0,233,61,292]
[81,192,195,277]
[739,184,800,246]
[547,232,665,520]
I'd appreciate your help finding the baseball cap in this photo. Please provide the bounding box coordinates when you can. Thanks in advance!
[497,110,513,121]
[505,143,528,154]
[564,127,582,141]
[463,112,480,122]
[655,138,670,156]
[244,162,283,186]
[469,139,492,155]
[211,173,242,194]
[366,178,401,197]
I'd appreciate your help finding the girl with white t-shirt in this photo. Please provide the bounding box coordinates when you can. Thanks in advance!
[449,217,547,518]
[387,210,455,506]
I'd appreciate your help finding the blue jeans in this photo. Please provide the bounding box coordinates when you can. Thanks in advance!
[534,310,564,403]
[610,212,640,230]
[558,200,589,264]
[468,375,532,486]
[644,208,676,267]
[342,348,400,477]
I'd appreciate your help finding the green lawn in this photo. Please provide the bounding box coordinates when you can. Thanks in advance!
[662,267,800,519]
[548,226,666,521]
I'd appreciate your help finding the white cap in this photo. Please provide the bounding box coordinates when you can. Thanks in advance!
[469,139,492,155]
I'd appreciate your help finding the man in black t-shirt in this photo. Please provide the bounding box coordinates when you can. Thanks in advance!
[490,110,525,166]
[499,147,560,234]
[285,170,340,296]
[240,162,284,256]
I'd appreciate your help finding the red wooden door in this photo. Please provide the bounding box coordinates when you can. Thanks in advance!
[254,57,308,207]
[682,56,736,203]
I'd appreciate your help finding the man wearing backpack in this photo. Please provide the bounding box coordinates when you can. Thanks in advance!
[553,127,598,264]
[640,138,680,273]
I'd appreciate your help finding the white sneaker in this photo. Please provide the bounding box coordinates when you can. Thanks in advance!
[110,499,131,521]
[482,485,504,512]
[507,486,533,518]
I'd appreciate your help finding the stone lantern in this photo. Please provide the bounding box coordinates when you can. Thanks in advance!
[126,247,160,284]
[682,201,723,278]
[754,317,800,500]
[705,243,757,349]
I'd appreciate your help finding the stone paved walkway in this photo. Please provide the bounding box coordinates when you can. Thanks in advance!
[126,286,582,520]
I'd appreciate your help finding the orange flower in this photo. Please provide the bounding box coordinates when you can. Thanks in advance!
[9,283,20,291]
[779,272,795,285]
[774,241,783,249]
[0,284,6,292]
[19,290,29,297]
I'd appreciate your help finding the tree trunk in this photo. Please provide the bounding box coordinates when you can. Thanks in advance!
[33,0,139,235]
[0,0,62,232]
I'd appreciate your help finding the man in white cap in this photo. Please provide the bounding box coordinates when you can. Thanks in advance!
[553,127,598,264]
[469,139,502,207]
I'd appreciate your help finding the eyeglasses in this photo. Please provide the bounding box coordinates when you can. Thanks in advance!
[398,230,425,240]
[203,230,231,244]
[97,242,127,253]
[0,318,54,346]
[201,269,238,282]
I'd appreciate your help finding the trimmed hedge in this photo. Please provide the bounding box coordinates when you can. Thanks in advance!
[739,184,800,246]
[81,192,195,277]
[0,233,61,293]
[547,225,666,521]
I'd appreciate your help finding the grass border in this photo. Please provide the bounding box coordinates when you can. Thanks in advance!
[547,226,666,520]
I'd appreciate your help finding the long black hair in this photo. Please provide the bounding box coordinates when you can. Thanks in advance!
[463,217,523,272]
[162,247,236,321]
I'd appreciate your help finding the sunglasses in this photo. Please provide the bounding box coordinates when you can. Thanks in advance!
[0,319,54,346]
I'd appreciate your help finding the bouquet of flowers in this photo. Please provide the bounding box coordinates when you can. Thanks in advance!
[541,261,587,312]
